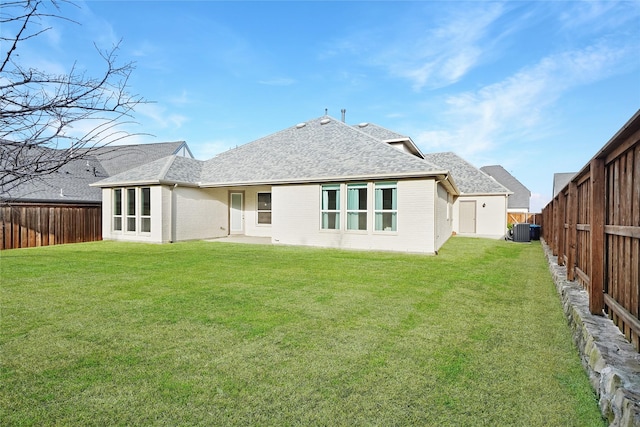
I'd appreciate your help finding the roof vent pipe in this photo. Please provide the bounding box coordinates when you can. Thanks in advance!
[341,109,346,123]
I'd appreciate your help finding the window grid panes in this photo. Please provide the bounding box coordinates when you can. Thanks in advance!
[375,182,397,231]
[257,192,272,225]
[126,188,136,232]
[140,187,151,233]
[113,189,122,231]
[321,184,340,229]
[347,184,367,230]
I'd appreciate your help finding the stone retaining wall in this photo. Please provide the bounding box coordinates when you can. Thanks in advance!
[542,241,640,427]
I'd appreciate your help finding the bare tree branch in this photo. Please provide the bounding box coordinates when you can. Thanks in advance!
[0,0,147,197]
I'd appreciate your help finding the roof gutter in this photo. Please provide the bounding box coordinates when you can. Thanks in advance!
[200,172,460,196]
[90,179,200,188]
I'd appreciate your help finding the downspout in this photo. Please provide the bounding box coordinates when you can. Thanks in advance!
[169,183,177,243]
[433,175,450,255]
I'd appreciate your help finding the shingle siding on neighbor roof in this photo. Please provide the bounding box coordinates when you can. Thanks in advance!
[1,151,108,203]
[1,141,194,203]
[553,172,576,197]
[480,165,531,210]
[423,152,510,194]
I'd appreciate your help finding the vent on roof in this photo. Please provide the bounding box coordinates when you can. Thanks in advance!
[358,122,369,128]
[296,122,306,129]
[320,118,331,125]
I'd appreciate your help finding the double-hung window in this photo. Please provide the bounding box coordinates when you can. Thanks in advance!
[257,192,272,225]
[141,187,151,232]
[113,189,123,231]
[321,184,340,229]
[347,183,367,230]
[126,188,137,232]
[375,182,397,231]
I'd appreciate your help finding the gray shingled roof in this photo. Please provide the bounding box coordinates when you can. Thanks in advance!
[93,117,459,193]
[199,116,444,185]
[352,122,407,141]
[94,155,203,186]
[423,152,511,194]
[2,141,194,203]
[89,141,189,176]
[1,151,108,203]
[553,172,576,197]
[480,165,530,210]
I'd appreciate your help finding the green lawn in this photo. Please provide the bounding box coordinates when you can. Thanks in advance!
[1,237,603,426]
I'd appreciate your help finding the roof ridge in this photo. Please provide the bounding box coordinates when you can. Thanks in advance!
[346,120,435,165]
[157,155,178,180]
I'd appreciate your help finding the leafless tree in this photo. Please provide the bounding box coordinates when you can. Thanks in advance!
[0,0,145,196]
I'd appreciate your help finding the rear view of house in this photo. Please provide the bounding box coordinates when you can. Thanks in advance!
[94,116,461,254]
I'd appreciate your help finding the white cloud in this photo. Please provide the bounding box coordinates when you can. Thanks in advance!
[415,41,635,158]
[558,1,639,33]
[258,78,296,86]
[135,103,189,130]
[381,3,506,90]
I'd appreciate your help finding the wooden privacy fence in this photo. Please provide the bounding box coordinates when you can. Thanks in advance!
[541,110,640,352]
[508,212,541,225]
[0,204,102,250]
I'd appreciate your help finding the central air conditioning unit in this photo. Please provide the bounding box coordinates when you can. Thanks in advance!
[512,223,531,243]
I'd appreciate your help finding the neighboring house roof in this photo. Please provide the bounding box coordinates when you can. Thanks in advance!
[1,151,108,203]
[480,165,531,210]
[1,141,194,204]
[423,152,511,195]
[93,116,460,195]
[552,172,576,197]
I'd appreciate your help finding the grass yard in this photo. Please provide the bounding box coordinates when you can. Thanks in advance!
[1,237,604,426]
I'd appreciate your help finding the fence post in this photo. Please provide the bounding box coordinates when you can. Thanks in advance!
[567,181,578,281]
[557,191,566,266]
[589,158,605,315]
[551,197,558,255]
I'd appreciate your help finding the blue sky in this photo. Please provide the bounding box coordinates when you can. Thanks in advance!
[8,0,640,211]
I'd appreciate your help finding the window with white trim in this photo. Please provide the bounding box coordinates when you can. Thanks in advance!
[257,192,271,224]
[113,189,122,231]
[141,187,151,232]
[347,183,367,230]
[375,182,397,231]
[113,187,151,233]
[126,188,136,232]
[321,184,340,229]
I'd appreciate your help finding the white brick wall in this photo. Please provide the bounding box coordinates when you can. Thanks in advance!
[272,179,439,254]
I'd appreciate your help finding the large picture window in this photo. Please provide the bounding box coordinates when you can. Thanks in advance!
[347,183,367,230]
[321,184,340,229]
[375,182,397,231]
[257,192,272,225]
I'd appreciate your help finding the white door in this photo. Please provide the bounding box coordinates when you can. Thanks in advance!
[459,201,476,234]
[230,192,244,234]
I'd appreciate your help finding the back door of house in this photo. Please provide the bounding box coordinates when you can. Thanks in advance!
[230,192,244,234]
[459,200,476,234]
